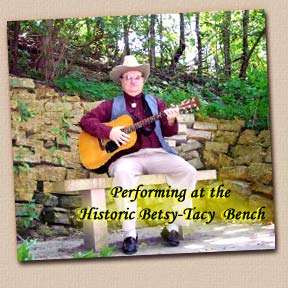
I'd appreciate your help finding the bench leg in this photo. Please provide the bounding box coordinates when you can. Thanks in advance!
[81,189,108,252]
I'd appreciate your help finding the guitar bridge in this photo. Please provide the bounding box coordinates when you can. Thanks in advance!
[105,140,119,153]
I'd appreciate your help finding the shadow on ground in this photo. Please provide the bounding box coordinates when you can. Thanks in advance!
[29,222,275,260]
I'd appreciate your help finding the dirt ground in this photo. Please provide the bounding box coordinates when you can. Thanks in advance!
[26,222,275,261]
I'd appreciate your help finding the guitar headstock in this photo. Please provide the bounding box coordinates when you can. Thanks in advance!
[178,97,200,113]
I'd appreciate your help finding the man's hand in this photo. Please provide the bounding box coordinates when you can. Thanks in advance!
[109,126,130,147]
[164,105,179,126]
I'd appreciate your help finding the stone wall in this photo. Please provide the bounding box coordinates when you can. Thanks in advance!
[11,77,273,233]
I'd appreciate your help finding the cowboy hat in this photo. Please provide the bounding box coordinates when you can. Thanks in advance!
[110,55,150,82]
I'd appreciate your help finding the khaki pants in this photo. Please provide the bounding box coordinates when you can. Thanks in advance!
[108,148,197,237]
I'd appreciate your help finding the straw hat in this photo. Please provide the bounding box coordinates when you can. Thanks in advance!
[110,55,150,82]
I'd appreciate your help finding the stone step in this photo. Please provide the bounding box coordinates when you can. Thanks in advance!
[193,121,217,131]
[187,129,212,141]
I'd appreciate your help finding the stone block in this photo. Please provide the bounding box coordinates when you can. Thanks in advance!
[178,123,188,135]
[58,195,82,209]
[66,169,89,179]
[34,193,59,207]
[188,158,204,169]
[219,166,249,182]
[18,118,45,135]
[166,139,176,147]
[42,207,71,225]
[11,89,36,102]
[28,100,46,115]
[29,166,67,182]
[181,141,202,152]
[250,183,273,196]
[218,122,242,132]
[177,114,195,128]
[35,87,59,98]
[45,101,72,112]
[223,180,251,197]
[61,95,81,102]
[265,147,272,163]
[205,142,229,154]
[203,150,233,168]
[165,134,187,145]
[43,182,57,194]
[247,163,273,185]
[193,121,217,131]
[237,129,258,145]
[10,100,18,110]
[180,150,199,161]
[14,176,37,201]
[9,76,35,89]
[258,130,271,148]
[231,145,265,165]
[213,130,238,145]
[82,102,100,113]
[187,129,212,141]
[68,109,84,125]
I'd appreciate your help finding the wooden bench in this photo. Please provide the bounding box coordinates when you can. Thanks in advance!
[53,170,217,251]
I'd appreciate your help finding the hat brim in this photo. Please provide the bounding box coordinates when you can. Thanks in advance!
[110,64,150,83]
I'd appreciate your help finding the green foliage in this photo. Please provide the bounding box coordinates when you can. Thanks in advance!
[16,100,34,122]
[49,112,72,165]
[53,77,121,101]
[16,200,39,228]
[72,246,115,259]
[13,146,31,176]
[17,239,36,262]
[52,68,269,130]
[14,161,30,176]
[146,69,269,130]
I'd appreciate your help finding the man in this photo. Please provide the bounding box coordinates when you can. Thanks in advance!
[80,55,197,254]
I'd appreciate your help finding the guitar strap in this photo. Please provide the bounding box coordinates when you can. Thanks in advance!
[138,96,156,136]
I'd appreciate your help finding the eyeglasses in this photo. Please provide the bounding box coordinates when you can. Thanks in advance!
[120,75,143,82]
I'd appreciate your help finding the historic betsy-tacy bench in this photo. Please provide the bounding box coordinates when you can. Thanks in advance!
[53,170,217,251]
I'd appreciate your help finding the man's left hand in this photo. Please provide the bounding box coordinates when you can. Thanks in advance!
[164,105,180,126]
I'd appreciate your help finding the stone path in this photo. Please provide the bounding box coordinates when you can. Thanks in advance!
[30,222,275,260]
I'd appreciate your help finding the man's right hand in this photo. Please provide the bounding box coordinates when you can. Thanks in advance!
[109,126,130,147]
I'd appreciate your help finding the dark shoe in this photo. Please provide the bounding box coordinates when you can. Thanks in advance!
[161,227,180,247]
[122,236,138,255]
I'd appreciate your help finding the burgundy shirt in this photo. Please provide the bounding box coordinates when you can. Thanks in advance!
[80,93,178,149]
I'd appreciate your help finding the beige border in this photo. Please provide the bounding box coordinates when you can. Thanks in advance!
[1,0,287,287]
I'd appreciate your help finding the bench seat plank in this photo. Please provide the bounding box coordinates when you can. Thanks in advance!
[53,170,217,193]
[51,169,217,251]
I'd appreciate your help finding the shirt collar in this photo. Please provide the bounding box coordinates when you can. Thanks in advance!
[123,92,143,102]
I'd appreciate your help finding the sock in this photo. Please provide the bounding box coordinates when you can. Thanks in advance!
[124,229,137,239]
[123,219,137,239]
[166,223,179,232]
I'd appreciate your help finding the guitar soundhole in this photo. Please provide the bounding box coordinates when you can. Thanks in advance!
[105,141,119,153]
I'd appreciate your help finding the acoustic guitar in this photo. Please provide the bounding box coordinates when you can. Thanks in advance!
[78,97,199,171]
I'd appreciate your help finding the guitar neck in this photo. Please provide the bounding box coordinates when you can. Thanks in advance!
[123,111,166,134]
[121,97,199,134]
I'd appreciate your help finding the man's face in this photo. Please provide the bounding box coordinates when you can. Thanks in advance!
[120,70,144,96]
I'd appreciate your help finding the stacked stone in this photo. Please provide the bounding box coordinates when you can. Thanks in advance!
[11,77,88,228]
[11,76,274,230]
[166,116,273,220]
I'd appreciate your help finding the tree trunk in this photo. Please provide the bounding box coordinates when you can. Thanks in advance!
[9,21,20,75]
[37,19,64,85]
[195,12,202,77]
[170,13,185,70]
[223,11,232,77]
[159,14,164,67]
[123,17,130,56]
[239,10,249,79]
[149,14,156,68]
